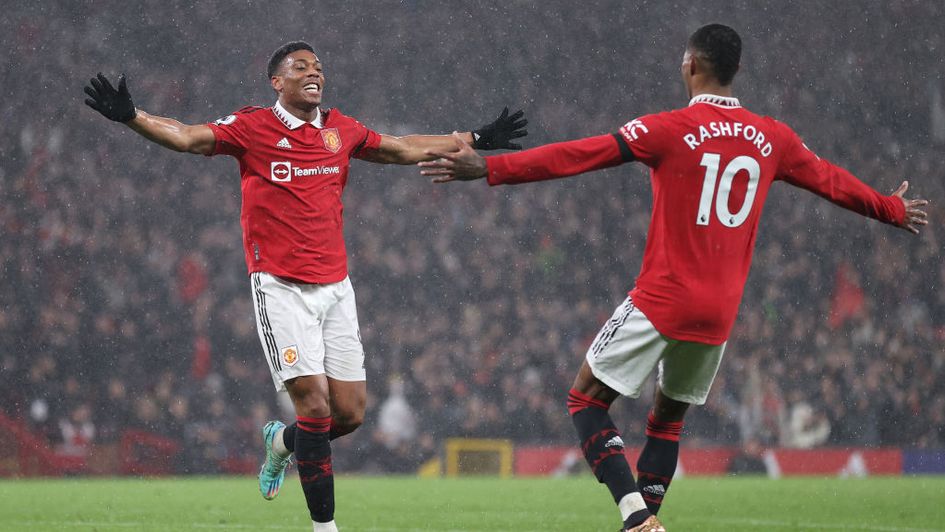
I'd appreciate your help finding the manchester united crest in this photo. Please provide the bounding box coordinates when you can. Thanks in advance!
[321,128,342,153]
[282,345,299,367]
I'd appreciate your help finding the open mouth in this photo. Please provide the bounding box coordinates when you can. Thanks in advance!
[303,82,320,94]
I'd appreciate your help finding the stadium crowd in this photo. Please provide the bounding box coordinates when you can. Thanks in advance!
[1,1,943,473]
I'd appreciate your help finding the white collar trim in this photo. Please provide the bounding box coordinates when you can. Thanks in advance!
[272,101,323,130]
[689,94,741,108]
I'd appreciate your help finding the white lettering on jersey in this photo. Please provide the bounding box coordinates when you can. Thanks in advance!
[683,121,774,157]
[269,161,342,182]
[293,166,340,177]
[214,114,237,126]
[620,119,649,142]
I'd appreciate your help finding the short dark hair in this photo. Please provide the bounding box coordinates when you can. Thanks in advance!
[687,24,741,86]
[267,41,315,78]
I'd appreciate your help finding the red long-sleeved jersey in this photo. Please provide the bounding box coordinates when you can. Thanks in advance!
[486,95,904,344]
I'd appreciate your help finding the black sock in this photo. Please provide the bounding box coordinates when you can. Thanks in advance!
[284,419,344,454]
[568,388,650,527]
[283,422,297,453]
[636,412,682,515]
[295,416,334,523]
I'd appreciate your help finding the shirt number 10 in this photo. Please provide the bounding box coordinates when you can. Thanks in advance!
[696,152,760,228]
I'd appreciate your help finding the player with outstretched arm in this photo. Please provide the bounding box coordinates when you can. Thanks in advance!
[84,41,526,532]
[419,24,928,532]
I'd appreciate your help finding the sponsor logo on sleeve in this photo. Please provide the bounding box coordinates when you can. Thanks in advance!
[620,119,649,142]
[213,114,237,126]
[271,161,292,182]
[321,128,343,153]
[281,345,299,367]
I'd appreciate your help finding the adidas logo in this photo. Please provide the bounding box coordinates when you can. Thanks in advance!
[276,137,292,149]
[604,436,624,448]
[642,484,666,496]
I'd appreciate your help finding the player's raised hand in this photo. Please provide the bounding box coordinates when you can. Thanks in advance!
[472,107,528,150]
[891,181,929,235]
[419,132,488,183]
[84,73,137,122]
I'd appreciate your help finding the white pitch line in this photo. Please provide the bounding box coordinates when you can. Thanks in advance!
[671,516,944,532]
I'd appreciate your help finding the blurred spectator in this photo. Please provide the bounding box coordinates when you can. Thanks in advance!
[376,377,417,449]
[57,403,96,457]
[1,1,943,473]
[783,397,832,449]
[727,438,768,475]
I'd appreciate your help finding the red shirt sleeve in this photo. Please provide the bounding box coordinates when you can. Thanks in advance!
[615,113,667,167]
[485,134,626,186]
[206,111,252,157]
[351,129,382,158]
[775,123,905,226]
[349,117,382,159]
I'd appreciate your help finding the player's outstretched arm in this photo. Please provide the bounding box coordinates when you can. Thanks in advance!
[420,132,631,185]
[358,107,527,165]
[418,133,488,182]
[890,181,929,235]
[84,73,215,155]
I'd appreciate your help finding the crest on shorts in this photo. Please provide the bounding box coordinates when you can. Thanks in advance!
[281,345,299,367]
[321,128,342,153]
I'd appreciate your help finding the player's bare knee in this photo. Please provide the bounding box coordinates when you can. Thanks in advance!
[652,389,690,422]
[286,379,331,418]
[332,410,364,433]
[294,394,331,418]
[571,362,620,405]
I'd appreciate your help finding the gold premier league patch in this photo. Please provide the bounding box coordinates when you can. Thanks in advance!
[321,128,342,153]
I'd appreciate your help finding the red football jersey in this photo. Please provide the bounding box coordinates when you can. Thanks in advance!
[207,102,381,284]
[486,94,904,344]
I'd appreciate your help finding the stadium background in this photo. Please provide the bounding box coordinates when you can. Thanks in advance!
[1,1,942,476]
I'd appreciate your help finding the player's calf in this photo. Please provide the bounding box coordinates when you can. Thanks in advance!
[295,416,336,527]
[280,415,361,448]
[328,411,363,440]
[636,411,683,514]
[568,388,651,529]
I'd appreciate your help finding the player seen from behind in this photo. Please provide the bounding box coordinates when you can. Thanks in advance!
[84,41,526,532]
[419,24,928,532]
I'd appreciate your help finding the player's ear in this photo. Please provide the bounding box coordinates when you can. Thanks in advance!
[271,75,283,93]
[689,54,701,77]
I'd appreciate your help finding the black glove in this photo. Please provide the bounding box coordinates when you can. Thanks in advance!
[84,73,137,122]
[472,107,528,150]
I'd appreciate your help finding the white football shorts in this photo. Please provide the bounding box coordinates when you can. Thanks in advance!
[250,272,366,391]
[585,297,725,405]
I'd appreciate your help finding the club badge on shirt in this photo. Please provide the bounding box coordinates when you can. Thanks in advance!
[321,128,342,153]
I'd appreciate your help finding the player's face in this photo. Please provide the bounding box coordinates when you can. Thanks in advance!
[272,50,324,110]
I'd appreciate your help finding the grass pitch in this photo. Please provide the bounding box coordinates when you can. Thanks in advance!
[1,475,943,531]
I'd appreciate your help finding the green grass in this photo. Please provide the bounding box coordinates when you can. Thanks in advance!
[0,475,943,531]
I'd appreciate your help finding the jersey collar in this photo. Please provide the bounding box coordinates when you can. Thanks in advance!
[272,101,324,130]
[688,94,741,108]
